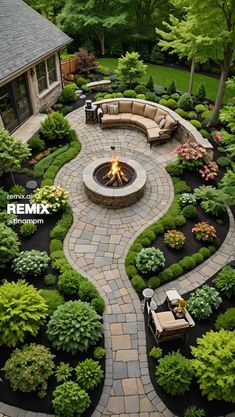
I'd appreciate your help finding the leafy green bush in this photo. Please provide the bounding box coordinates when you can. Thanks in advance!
[145,75,154,90]
[191,330,235,402]
[169,263,183,278]
[159,98,167,106]
[156,351,193,396]
[136,93,146,100]
[47,300,103,353]
[76,76,87,86]
[215,265,235,298]
[79,280,98,302]
[50,239,63,253]
[167,80,176,95]
[195,104,207,114]
[0,280,47,347]
[58,269,84,294]
[59,105,73,116]
[123,89,137,98]
[40,112,71,140]
[179,193,197,206]
[215,308,235,330]
[13,250,50,276]
[190,119,202,129]
[175,108,189,118]
[165,161,183,177]
[44,273,56,286]
[183,406,206,417]
[10,184,26,196]
[32,185,69,213]
[136,247,165,274]
[149,346,163,360]
[93,346,106,360]
[195,83,206,101]
[181,204,198,219]
[3,344,55,398]
[154,84,165,95]
[174,180,191,194]
[178,93,194,111]
[40,289,64,316]
[146,91,157,102]
[187,285,222,320]
[194,186,226,216]
[217,156,231,167]
[131,275,146,292]
[52,381,91,417]
[0,223,20,268]
[76,358,104,390]
[135,84,146,94]
[165,99,178,109]
[19,222,37,237]
[0,211,17,226]
[188,111,197,119]
[91,296,105,315]
[179,256,196,272]
[150,46,165,64]
[199,129,210,139]
[59,85,77,104]
[55,362,73,383]
[147,276,161,289]
[198,247,210,259]
[28,135,45,150]
[0,187,8,208]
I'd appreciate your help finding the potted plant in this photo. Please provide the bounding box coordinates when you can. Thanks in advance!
[173,299,187,318]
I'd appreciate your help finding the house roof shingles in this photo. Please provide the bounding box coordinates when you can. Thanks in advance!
[0,0,72,83]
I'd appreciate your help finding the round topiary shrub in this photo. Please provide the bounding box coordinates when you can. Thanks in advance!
[156,351,193,396]
[44,273,56,286]
[13,250,50,276]
[179,193,197,207]
[131,275,146,292]
[187,285,221,320]
[159,98,167,106]
[3,343,55,398]
[40,112,71,140]
[52,381,91,417]
[136,94,146,100]
[32,185,69,213]
[179,256,196,272]
[199,129,210,139]
[0,223,20,268]
[191,330,235,402]
[136,247,165,274]
[58,269,84,294]
[123,89,137,98]
[76,76,87,87]
[195,104,207,114]
[93,346,106,360]
[190,119,202,129]
[75,358,104,390]
[147,276,161,289]
[78,280,98,302]
[165,99,178,109]
[188,111,197,119]
[175,108,189,119]
[178,93,194,111]
[47,300,103,353]
[181,204,198,219]
[135,84,146,94]
[0,280,48,347]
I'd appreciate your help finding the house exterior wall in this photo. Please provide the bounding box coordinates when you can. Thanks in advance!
[27,51,63,113]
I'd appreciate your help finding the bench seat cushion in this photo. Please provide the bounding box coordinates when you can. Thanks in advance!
[102,114,121,124]
[147,127,161,140]
[119,113,134,123]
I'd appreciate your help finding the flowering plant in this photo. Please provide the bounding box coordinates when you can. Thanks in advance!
[164,229,186,249]
[192,221,216,242]
[31,185,69,213]
[187,285,221,320]
[136,247,165,273]
[175,143,208,170]
[212,131,223,144]
[198,161,219,181]
[13,250,50,276]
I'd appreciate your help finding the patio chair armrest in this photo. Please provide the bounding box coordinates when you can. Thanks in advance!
[159,128,171,136]
[97,107,103,117]
[185,308,195,327]
[151,311,163,333]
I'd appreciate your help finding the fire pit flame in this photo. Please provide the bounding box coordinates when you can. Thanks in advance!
[102,148,129,187]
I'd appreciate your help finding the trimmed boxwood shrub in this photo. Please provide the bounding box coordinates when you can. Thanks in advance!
[199,129,210,139]
[147,276,161,289]
[131,275,146,292]
[158,268,174,283]
[181,204,198,219]
[52,381,91,417]
[195,104,207,113]
[135,84,146,94]
[40,112,71,140]
[175,108,189,119]
[58,269,85,295]
[188,111,197,119]
[156,351,193,396]
[169,263,183,278]
[165,99,178,109]
[179,256,196,272]
[217,156,231,167]
[47,300,103,353]
[166,161,183,177]
[215,307,235,330]
[178,93,194,111]
[123,89,137,98]
[136,94,146,100]
[3,344,55,398]
[75,358,104,390]
[190,119,202,129]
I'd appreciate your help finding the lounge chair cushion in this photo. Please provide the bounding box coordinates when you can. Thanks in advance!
[119,101,133,113]
[132,102,146,116]
[144,105,157,120]
[102,114,121,124]
[162,319,189,331]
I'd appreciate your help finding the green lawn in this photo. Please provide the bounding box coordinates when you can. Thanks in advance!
[99,58,231,103]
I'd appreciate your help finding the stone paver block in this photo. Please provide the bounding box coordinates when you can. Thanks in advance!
[116,349,138,362]
[106,397,125,414]
[124,396,140,413]
[122,378,138,395]
[112,335,131,350]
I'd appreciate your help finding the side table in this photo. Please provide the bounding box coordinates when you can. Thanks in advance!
[85,105,97,124]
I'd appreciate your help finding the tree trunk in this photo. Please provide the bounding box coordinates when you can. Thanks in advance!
[188,57,196,95]
[208,53,231,127]
[97,30,105,56]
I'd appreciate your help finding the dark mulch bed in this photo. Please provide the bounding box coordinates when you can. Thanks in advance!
[0,170,105,415]
[146,267,235,417]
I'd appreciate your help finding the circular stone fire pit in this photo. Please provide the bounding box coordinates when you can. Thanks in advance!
[83,157,146,208]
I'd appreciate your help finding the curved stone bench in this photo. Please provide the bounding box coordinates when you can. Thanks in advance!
[95,98,214,158]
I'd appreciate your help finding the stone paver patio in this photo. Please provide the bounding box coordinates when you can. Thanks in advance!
[1,107,234,417]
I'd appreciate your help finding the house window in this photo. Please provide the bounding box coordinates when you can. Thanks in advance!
[36,55,57,93]
[36,62,47,93]
[47,55,57,84]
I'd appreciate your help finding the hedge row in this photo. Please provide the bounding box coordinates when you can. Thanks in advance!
[125,176,216,293]
[41,129,81,186]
